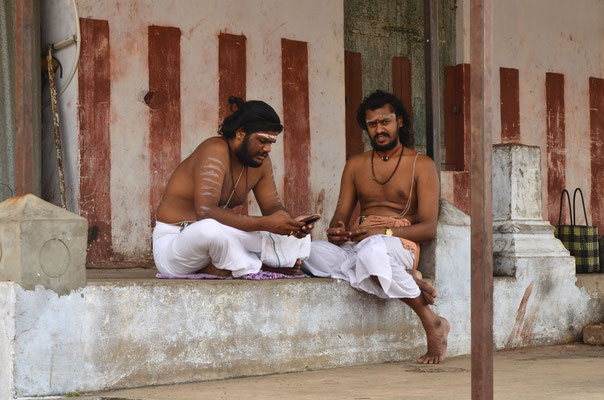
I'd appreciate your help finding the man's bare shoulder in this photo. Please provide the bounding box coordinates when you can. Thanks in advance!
[185,136,228,164]
[412,151,438,176]
[344,150,372,171]
[191,136,228,155]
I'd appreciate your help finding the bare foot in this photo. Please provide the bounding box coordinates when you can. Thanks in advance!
[261,259,305,276]
[408,269,437,305]
[417,317,450,364]
[199,263,232,277]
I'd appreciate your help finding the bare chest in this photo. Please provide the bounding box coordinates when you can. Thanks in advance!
[219,167,262,207]
[354,156,417,210]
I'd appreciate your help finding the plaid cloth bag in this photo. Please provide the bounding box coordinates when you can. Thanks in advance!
[554,188,600,273]
[600,235,604,272]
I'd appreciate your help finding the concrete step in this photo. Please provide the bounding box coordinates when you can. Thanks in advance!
[1,268,432,398]
[3,264,603,399]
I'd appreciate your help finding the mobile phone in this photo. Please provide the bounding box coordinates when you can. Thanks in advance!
[300,214,321,224]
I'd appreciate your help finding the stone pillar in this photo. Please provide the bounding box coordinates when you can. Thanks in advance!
[0,194,87,294]
[492,144,574,276]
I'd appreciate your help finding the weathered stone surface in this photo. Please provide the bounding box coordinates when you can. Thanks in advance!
[0,283,16,400]
[583,323,604,345]
[492,144,542,221]
[0,278,428,398]
[490,144,576,277]
[0,194,87,295]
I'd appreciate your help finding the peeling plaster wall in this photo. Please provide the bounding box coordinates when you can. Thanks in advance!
[0,284,16,400]
[41,0,344,263]
[444,0,604,223]
[4,280,426,397]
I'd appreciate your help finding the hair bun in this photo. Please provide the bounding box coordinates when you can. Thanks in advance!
[228,96,245,112]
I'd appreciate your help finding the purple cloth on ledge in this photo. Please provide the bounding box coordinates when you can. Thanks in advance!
[156,271,308,280]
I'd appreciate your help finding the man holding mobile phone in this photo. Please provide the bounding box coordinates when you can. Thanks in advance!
[153,97,315,278]
[302,90,449,364]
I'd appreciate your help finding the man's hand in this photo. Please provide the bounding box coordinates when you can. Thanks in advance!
[349,226,387,242]
[263,210,305,236]
[327,221,352,246]
[294,215,318,239]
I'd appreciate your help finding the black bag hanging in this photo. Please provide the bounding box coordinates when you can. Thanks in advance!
[554,188,600,273]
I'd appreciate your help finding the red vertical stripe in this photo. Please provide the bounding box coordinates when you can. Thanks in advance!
[78,18,112,264]
[454,172,471,215]
[443,64,470,172]
[444,64,471,214]
[148,25,181,225]
[545,72,566,224]
[281,39,311,216]
[392,56,414,146]
[218,33,246,119]
[500,67,520,143]
[218,33,247,214]
[443,66,459,170]
[590,77,604,229]
[345,51,364,159]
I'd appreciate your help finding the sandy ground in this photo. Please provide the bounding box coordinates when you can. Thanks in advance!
[69,343,603,400]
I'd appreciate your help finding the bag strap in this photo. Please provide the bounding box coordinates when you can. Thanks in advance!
[557,189,572,227]
[572,188,589,226]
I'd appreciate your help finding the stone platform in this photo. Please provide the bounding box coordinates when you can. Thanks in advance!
[2,264,602,399]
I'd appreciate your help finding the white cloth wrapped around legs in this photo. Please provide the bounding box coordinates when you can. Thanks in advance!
[302,235,420,299]
[153,219,311,277]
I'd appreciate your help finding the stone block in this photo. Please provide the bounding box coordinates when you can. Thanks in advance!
[419,199,470,279]
[493,220,575,276]
[583,323,604,345]
[0,194,87,295]
[492,144,542,221]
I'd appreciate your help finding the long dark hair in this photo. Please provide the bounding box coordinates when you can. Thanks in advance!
[356,90,411,147]
[218,96,283,138]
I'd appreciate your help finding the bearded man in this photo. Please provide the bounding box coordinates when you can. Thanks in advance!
[153,96,314,277]
[302,90,449,364]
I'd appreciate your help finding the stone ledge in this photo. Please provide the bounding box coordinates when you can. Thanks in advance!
[0,275,430,398]
[1,262,600,399]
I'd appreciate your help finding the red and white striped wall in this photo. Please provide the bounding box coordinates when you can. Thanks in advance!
[62,1,345,266]
[441,0,604,230]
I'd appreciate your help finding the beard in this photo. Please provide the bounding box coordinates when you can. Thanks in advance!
[369,132,399,152]
[235,135,267,168]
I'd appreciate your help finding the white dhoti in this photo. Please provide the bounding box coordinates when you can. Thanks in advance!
[153,219,311,277]
[302,235,421,299]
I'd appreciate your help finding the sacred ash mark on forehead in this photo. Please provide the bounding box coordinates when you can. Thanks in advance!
[254,132,279,143]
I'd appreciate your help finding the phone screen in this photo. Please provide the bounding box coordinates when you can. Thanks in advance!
[301,214,321,224]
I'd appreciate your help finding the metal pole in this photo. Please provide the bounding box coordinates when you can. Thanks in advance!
[424,0,440,177]
[470,0,494,399]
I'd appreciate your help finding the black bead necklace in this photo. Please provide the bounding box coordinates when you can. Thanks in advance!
[371,146,404,185]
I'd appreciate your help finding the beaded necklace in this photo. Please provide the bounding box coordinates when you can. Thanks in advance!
[371,146,404,185]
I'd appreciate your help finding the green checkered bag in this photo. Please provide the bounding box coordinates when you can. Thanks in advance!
[554,189,600,273]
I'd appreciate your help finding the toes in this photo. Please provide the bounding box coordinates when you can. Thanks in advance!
[417,356,442,365]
